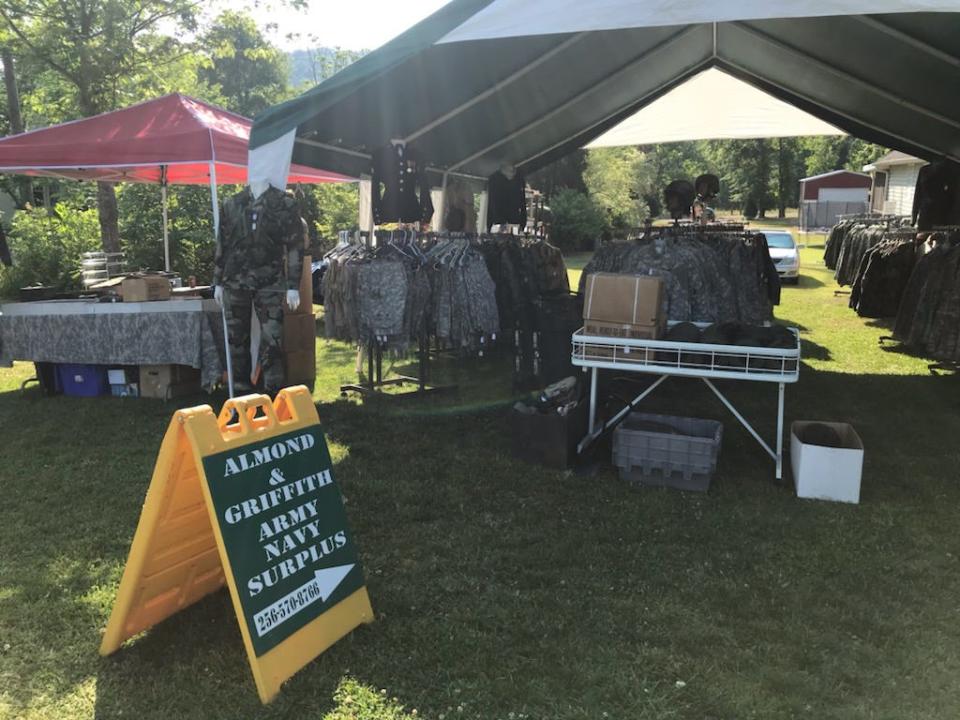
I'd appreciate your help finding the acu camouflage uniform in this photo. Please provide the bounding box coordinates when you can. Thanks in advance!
[213,186,305,394]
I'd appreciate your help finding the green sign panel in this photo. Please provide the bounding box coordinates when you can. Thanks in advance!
[202,424,364,656]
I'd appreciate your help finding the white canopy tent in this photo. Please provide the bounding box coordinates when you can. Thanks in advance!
[249,0,960,219]
[587,68,844,148]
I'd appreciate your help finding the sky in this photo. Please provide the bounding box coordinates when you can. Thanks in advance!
[207,0,450,51]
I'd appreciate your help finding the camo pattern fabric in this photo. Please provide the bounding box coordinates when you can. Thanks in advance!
[321,239,500,354]
[579,234,775,325]
[893,231,960,361]
[213,186,305,292]
[826,217,914,282]
[0,305,225,389]
[224,288,285,394]
[849,239,917,318]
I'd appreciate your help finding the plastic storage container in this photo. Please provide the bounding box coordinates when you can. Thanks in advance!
[57,364,109,397]
[612,412,723,491]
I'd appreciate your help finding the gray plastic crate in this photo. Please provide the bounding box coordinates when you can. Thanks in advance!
[612,412,723,492]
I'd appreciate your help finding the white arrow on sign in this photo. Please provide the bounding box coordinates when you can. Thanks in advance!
[314,563,355,602]
[253,563,356,637]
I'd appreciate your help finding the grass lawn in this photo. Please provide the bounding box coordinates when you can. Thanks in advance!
[3,248,960,719]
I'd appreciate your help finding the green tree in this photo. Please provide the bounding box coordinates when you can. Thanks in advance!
[549,188,607,252]
[0,201,101,296]
[703,139,776,217]
[773,138,805,218]
[0,0,198,251]
[801,137,887,176]
[200,11,289,117]
[640,142,706,215]
[527,150,587,198]
[584,147,655,228]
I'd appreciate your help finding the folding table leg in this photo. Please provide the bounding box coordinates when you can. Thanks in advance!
[588,367,598,436]
[776,382,785,481]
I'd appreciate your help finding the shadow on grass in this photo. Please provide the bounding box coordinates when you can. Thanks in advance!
[6,364,960,719]
[793,273,825,289]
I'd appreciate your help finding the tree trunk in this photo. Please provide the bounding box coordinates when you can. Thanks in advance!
[1,47,33,208]
[96,182,121,253]
[777,138,787,219]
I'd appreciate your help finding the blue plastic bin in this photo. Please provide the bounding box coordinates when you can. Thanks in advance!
[57,364,109,397]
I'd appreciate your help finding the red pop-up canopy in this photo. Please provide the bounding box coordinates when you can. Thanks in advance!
[0,94,354,272]
[0,93,349,185]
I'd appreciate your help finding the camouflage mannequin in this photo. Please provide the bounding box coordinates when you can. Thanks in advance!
[213,186,304,394]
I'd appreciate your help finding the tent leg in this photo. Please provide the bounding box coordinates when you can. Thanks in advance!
[209,161,234,398]
[437,171,449,231]
[161,167,170,272]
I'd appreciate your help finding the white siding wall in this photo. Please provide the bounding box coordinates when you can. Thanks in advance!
[818,187,869,202]
[884,163,924,216]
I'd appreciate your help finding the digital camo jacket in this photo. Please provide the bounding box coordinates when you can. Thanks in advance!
[213,186,305,292]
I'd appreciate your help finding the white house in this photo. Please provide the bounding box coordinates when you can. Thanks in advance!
[862,151,927,217]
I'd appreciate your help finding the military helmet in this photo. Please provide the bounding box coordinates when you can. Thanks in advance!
[695,173,720,200]
[664,179,695,220]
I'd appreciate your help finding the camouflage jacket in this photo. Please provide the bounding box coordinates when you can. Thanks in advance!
[213,186,305,291]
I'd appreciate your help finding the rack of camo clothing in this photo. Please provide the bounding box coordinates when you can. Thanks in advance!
[823,215,919,318]
[888,227,960,368]
[823,214,913,283]
[320,229,573,393]
[476,234,574,388]
[321,229,501,395]
[578,224,782,326]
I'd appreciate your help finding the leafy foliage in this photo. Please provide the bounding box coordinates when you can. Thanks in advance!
[549,188,607,252]
[801,137,886,177]
[117,184,223,282]
[199,11,290,116]
[0,203,100,297]
[0,0,198,116]
[288,46,367,89]
[583,147,655,228]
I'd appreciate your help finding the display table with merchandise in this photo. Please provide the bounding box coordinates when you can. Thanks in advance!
[572,322,801,480]
[0,298,225,389]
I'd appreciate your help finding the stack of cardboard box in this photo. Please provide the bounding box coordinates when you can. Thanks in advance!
[283,248,317,387]
[582,273,665,359]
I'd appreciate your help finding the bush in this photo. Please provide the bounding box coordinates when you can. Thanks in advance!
[743,197,759,220]
[549,188,608,252]
[119,184,220,282]
[0,204,101,298]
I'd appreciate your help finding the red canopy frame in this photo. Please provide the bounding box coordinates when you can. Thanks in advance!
[0,93,353,270]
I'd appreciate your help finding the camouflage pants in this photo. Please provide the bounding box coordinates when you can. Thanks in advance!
[224,288,285,394]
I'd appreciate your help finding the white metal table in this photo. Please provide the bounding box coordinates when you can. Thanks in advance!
[572,322,801,479]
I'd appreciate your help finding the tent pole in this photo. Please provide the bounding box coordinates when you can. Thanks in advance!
[438,171,449,231]
[209,160,234,399]
[161,165,170,272]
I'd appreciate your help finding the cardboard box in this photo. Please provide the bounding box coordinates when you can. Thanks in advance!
[122,275,171,302]
[140,364,201,400]
[791,421,864,504]
[583,273,664,327]
[283,313,316,353]
[284,254,313,314]
[284,348,316,385]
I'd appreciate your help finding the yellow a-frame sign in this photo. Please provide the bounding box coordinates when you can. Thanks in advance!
[100,387,374,703]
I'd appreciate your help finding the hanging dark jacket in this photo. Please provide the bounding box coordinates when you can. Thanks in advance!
[487,171,527,230]
[913,160,960,231]
[371,144,434,225]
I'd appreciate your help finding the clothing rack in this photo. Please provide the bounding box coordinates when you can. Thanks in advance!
[339,334,455,399]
